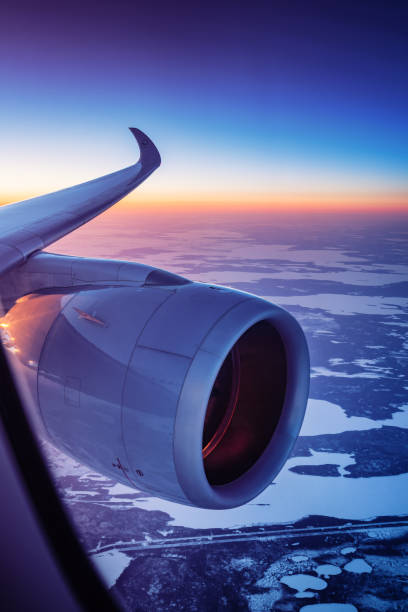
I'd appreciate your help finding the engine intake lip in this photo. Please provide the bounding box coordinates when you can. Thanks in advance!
[173,295,310,510]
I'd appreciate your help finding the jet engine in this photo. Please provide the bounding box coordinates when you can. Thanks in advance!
[1,254,309,509]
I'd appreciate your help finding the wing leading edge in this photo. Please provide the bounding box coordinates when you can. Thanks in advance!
[0,128,160,276]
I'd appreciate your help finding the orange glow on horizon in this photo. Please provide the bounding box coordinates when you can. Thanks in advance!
[1,189,407,214]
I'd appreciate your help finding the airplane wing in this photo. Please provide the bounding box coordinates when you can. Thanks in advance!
[0,124,310,514]
[0,128,160,276]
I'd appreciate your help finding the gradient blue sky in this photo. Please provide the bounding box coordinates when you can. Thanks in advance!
[1,1,407,208]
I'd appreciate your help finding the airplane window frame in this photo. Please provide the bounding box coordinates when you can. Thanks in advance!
[0,340,121,611]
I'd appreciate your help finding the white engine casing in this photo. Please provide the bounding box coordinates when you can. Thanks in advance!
[1,257,309,509]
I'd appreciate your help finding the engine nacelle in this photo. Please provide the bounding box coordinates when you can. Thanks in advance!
[1,266,309,509]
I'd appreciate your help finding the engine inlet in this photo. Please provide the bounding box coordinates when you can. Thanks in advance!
[202,320,287,485]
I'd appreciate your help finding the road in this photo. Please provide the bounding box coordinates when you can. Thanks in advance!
[90,518,408,554]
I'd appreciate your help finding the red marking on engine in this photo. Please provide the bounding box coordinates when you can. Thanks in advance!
[73,307,106,327]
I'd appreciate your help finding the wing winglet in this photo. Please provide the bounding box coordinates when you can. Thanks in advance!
[129,127,161,172]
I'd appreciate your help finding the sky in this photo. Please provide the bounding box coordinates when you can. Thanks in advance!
[0,0,407,211]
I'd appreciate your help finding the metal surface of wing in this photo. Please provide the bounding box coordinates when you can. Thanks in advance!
[0,128,160,276]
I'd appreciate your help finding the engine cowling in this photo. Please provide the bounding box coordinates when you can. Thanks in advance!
[1,269,309,509]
